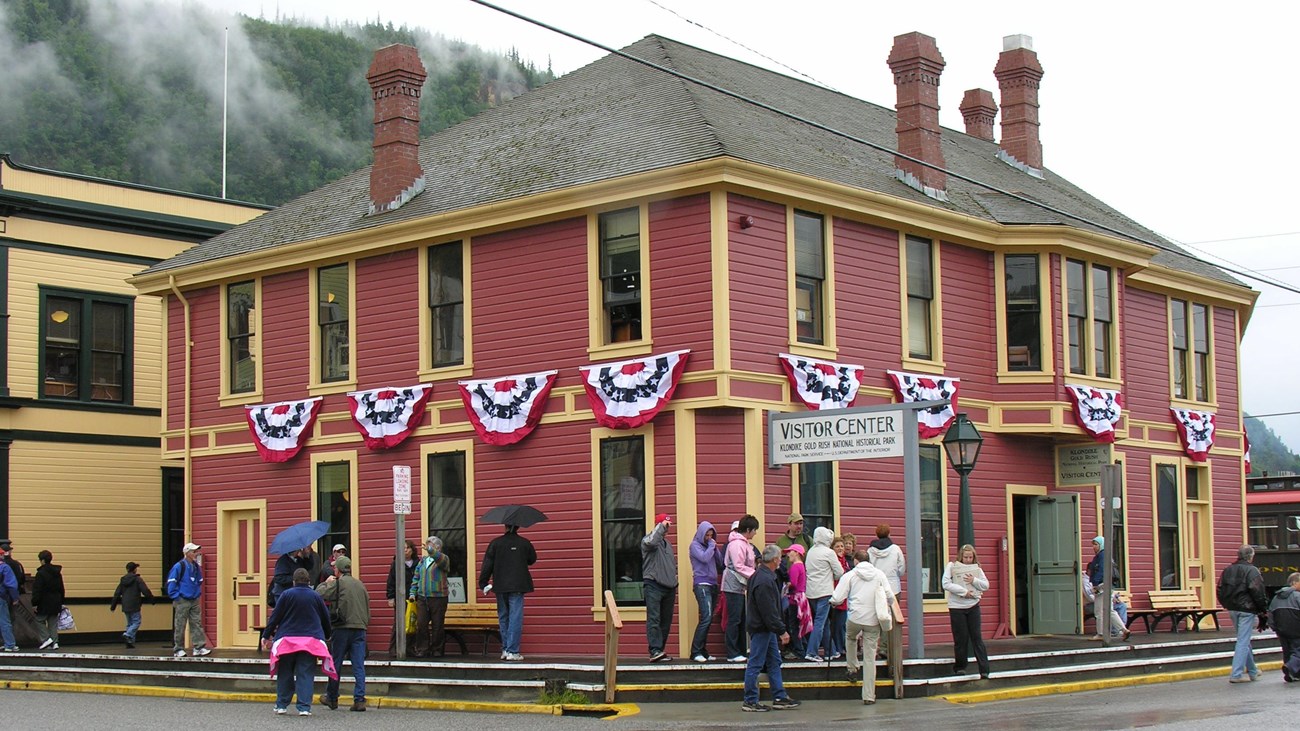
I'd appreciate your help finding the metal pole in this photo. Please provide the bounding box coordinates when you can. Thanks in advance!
[1100,464,1120,646]
[957,470,975,549]
[903,407,925,659]
[395,513,406,659]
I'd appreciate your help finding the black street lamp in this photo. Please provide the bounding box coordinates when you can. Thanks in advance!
[942,412,984,549]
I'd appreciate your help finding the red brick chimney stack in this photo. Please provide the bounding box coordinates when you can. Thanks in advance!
[959,89,998,142]
[887,32,947,194]
[993,34,1044,170]
[367,44,427,214]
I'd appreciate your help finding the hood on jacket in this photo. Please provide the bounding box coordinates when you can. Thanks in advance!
[695,521,716,545]
[870,536,894,550]
[728,530,752,544]
[851,560,881,581]
[1279,586,1298,601]
[812,526,835,547]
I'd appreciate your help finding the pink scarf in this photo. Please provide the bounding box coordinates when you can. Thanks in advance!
[268,636,338,680]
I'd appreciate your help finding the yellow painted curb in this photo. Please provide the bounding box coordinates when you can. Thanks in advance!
[939,660,1284,704]
[0,680,638,718]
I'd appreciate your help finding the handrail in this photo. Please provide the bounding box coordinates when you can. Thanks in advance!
[603,590,623,703]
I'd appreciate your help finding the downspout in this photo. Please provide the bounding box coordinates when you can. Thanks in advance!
[167,275,193,546]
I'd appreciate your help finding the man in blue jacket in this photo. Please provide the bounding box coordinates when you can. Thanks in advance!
[0,543,19,651]
[166,542,211,657]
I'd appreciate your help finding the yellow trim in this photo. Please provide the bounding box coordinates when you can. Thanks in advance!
[588,204,654,359]
[710,190,732,371]
[1165,296,1217,407]
[307,260,357,395]
[674,409,697,658]
[217,278,263,406]
[899,232,945,370]
[1059,257,1120,383]
[994,251,1055,380]
[589,425,655,613]
[416,238,475,381]
[1003,484,1048,632]
[419,439,478,607]
[744,408,766,530]
[786,205,838,356]
[310,450,361,575]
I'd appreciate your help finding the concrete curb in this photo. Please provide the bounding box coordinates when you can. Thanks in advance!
[938,660,1284,704]
[0,680,639,718]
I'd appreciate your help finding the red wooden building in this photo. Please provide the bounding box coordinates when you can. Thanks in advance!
[130,34,1256,656]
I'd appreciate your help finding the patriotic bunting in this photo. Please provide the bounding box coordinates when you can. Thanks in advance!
[1064,384,1123,443]
[347,384,433,450]
[886,370,960,438]
[580,350,690,429]
[458,370,558,446]
[1244,433,1252,474]
[779,353,863,410]
[246,397,323,463]
[1171,407,1216,462]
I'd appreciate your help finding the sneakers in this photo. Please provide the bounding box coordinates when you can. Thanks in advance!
[350,700,367,712]
[692,654,708,663]
[741,701,770,712]
[828,652,843,660]
[51,643,59,650]
[2,646,17,652]
[38,638,54,650]
[501,650,508,660]
[298,710,312,716]
[193,646,211,656]
[728,655,747,663]
[273,708,287,715]
[173,649,187,657]
[649,651,671,663]
[504,652,524,661]
[863,698,876,705]
[803,655,825,663]
[771,697,801,710]
[1228,676,1252,684]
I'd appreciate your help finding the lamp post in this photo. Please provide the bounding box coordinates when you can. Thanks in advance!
[942,412,984,549]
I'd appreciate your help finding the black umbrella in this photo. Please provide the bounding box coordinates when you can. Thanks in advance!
[481,504,548,528]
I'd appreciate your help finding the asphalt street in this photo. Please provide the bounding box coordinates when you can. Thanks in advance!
[5,673,1296,730]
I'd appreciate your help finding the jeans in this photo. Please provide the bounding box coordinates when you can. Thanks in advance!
[723,591,747,658]
[1093,593,1127,637]
[275,650,316,712]
[496,592,525,655]
[950,604,989,675]
[829,606,847,656]
[743,630,789,704]
[0,600,16,649]
[413,595,449,657]
[172,597,208,651]
[690,584,718,658]
[124,610,142,641]
[804,596,830,658]
[325,627,367,704]
[846,620,881,702]
[783,602,805,657]
[1279,632,1300,680]
[643,580,675,655]
[1229,610,1260,679]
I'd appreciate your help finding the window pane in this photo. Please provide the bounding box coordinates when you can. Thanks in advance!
[906,238,932,298]
[600,209,641,344]
[44,345,79,398]
[1171,300,1188,350]
[432,302,465,366]
[317,266,349,323]
[1248,515,1279,550]
[1195,354,1208,402]
[1005,255,1040,370]
[1184,466,1200,501]
[428,243,463,307]
[794,211,824,278]
[91,302,126,351]
[91,352,124,402]
[1157,464,1179,524]
[1068,316,1084,374]
[795,277,822,344]
[1173,355,1188,399]
[227,282,254,338]
[600,436,645,605]
[316,462,351,559]
[428,452,468,593]
[799,462,834,536]
[919,445,943,597]
[227,282,255,393]
[1158,528,1181,589]
[908,296,931,359]
[1066,260,1085,317]
[1192,304,1208,353]
[1093,320,1112,378]
[321,323,349,382]
[1092,265,1112,323]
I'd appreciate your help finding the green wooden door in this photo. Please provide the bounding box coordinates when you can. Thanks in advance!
[1028,494,1080,634]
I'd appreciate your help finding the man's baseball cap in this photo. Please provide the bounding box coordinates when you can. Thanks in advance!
[334,556,352,573]
[788,512,804,523]
[0,538,12,548]
[126,561,140,572]
[183,542,201,553]
[655,513,671,524]
[332,543,346,552]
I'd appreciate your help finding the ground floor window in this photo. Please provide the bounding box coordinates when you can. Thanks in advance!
[1155,463,1181,589]
[316,460,353,562]
[919,444,945,597]
[599,434,646,606]
[798,461,834,536]
[427,449,469,601]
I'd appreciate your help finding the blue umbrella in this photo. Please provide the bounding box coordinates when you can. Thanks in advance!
[269,520,331,556]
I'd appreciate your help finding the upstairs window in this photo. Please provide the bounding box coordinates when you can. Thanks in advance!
[429,242,465,368]
[906,236,936,360]
[599,208,642,344]
[1171,299,1211,402]
[317,265,350,383]
[794,210,826,345]
[41,289,132,404]
[1004,254,1042,370]
[227,281,256,394]
[1066,260,1115,378]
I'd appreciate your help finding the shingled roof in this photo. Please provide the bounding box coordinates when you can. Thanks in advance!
[143,35,1237,286]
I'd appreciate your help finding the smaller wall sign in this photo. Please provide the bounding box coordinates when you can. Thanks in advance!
[1057,443,1112,486]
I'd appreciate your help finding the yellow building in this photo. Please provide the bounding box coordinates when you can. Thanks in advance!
[0,155,266,640]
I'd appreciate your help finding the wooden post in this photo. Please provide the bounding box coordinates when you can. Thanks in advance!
[603,590,623,704]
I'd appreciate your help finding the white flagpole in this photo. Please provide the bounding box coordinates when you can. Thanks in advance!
[222,26,229,199]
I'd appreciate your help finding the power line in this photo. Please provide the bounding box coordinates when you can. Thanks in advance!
[1246,412,1300,420]
[1182,230,1300,246]
[468,0,1299,298]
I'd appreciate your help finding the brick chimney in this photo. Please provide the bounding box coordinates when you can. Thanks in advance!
[959,89,998,141]
[367,44,427,215]
[887,32,946,196]
[993,34,1044,170]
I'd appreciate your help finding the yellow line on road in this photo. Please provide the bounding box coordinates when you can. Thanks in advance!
[939,661,1284,704]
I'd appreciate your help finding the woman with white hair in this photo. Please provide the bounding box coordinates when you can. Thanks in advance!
[411,535,451,658]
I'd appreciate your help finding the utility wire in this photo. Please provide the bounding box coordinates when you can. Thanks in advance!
[1246,412,1300,420]
[468,0,1300,298]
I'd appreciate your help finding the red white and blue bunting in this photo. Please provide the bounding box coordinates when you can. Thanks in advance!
[580,350,690,429]
[1171,407,1216,462]
[245,397,323,463]
[1065,384,1123,443]
[458,370,558,446]
[779,353,863,410]
[886,370,959,439]
[1244,434,1252,474]
[346,384,433,450]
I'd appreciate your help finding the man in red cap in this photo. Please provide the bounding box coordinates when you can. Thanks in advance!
[642,512,677,662]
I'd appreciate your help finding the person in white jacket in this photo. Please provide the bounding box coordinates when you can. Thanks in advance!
[803,526,844,662]
[868,523,906,662]
[831,550,895,705]
[942,544,990,678]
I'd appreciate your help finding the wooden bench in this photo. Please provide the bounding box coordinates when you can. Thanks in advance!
[1126,589,1221,634]
[442,610,500,656]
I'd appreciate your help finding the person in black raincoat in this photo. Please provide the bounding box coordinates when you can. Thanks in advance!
[110,561,155,648]
[31,550,65,651]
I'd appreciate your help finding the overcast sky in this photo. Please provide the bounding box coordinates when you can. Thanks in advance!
[199,0,1300,450]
